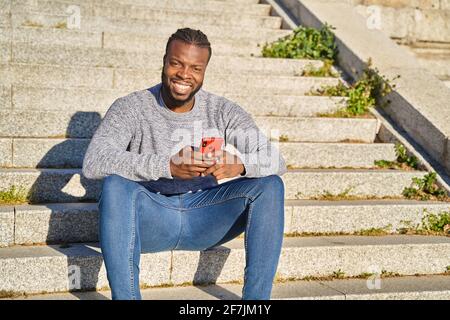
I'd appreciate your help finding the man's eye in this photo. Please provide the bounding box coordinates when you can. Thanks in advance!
[193,68,202,72]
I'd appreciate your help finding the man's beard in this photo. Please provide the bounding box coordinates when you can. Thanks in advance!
[161,70,203,107]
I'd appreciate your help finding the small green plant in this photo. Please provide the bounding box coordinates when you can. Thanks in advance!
[357,272,375,279]
[311,188,352,201]
[420,210,450,233]
[446,266,450,273]
[354,225,392,236]
[262,24,338,61]
[332,269,345,279]
[21,20,44,28]
[381,270,401,278]
[53,21,67,29]
[300,59,338,77]
[0,185,28,205]
[374,143,419,170]
[309,59,400,117]
[402,172,447,201]
[395,144,419,169]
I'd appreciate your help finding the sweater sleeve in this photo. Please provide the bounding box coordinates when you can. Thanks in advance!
[82,97,172,181]
[223,102,287,177]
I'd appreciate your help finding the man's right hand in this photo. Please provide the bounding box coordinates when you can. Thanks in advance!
[170,146,217,179]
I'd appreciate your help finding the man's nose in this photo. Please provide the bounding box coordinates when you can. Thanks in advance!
[176,66,191,79]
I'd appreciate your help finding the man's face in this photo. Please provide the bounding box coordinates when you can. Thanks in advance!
[161,40,210,106]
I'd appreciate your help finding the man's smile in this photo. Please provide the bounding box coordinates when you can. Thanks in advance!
[171,80,193,95]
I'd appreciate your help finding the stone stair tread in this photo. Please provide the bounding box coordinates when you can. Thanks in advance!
[10,14,290,39]
[6,198,450,210]
[11,2,282,28]
[7,274,450,300]
[3,199,449,247]
[0,168,427,203]
[1,27,286,51]
[2,235,450,257]
[2,139,397,169]
[1,235,448,294]
[11,0,272,17]
[3,87,348,116]
[0,167,421,173]
[7,42,326,74]
[0,63,341,92]
[0,113,377,142]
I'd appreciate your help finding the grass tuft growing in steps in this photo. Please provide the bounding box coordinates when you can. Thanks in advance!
[21,20,44,28]
[309,59,400,117]
[300,59,338,78]
[304,187,403,201]
[374,143,420,171]
[261,24,338,61]
[0,185,28,205]
[53,21,67,29]
[402,172,448,201]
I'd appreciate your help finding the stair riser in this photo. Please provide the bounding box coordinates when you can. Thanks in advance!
[355,5,450,42]
[0,28,281,55]
[11,14,290,39]
[0,112,376,141]
[0,65,340,93]
[1,86,346,116]
[9,44,323,76]
[1,202,447,246]
[0,139,395,169]
[0,242,448,293]
[0,170,426,203]
[8,0,271,16]
[9,4,281,29]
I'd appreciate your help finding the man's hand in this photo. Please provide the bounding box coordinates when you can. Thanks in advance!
[170,146,217,179]
[201,150,245,180]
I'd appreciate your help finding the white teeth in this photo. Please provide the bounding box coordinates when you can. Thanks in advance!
[173,82,191,92]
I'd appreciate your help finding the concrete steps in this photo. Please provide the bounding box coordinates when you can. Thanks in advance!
[0,168,427,203]
[1,0,448,300]
[0,236,449,295]
[354,5,450,42]
[0,139,396,169]
[1,200,449,246]
[10,1,282,29]
[9,14,291,39]
[6,43,326,76]
[0,27,280,56]
[403,44,450,81]
[8,0,273,16]
[8,275,450,300]
[0,64,340,93]
[0,112,376,141]
[1,86,347,116]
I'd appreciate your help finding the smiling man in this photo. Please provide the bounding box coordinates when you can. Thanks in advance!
[82,28,287,300]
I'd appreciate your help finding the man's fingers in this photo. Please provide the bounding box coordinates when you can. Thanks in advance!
[185,165,209,173]
[204,163,224,176]
[213,167,228,180]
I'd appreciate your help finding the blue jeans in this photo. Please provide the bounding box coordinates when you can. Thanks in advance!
[98,174,285,300]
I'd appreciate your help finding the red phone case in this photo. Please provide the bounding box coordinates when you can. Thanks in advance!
[200,137,224,154]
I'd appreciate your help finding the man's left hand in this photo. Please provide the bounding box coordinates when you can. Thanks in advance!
[201,150,245,180]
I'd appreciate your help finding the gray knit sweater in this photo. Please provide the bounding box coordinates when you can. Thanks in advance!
[82,83,286,193]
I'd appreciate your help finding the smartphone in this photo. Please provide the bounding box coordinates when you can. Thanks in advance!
[199,137,224,155]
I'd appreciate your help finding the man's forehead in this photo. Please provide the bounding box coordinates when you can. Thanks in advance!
[166,40,209,63]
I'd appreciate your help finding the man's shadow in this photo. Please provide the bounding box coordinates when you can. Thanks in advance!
[28,111,105,299]
[27,111,240,300]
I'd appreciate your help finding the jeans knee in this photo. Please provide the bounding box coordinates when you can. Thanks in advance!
[259,175,284,195]
[103,174,132,193]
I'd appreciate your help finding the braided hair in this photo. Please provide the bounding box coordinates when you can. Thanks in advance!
[165,28,212,62]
